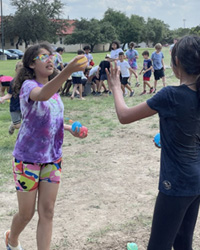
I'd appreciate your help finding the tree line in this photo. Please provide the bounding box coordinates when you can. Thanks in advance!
[3,0,200,50]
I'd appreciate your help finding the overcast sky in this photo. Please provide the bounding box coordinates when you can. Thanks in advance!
[2,0,200,30]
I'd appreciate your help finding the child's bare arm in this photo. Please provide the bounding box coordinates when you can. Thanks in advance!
[30,55,87,101]
[162,58,165,70]
[106,63,157,124]
[139,68,144,75]
[144,66,153,74]
[0,93,12,103]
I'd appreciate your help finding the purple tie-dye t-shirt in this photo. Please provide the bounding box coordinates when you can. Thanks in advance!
[13,80,64,163]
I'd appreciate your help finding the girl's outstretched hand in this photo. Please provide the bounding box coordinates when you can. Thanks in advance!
[106,62,121,91]
[64,124,88,139]
[65,55,88,75]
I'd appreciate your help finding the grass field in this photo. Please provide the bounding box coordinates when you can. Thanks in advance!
[2,47,195,250]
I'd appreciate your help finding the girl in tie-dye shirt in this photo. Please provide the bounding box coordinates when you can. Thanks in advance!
[5,42,87,250]
[125,41,139,86]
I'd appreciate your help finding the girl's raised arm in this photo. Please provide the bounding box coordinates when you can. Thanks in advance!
[30,55,87,101]
[106,63,157,124]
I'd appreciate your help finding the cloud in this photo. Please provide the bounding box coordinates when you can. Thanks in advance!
[2,0,200,29]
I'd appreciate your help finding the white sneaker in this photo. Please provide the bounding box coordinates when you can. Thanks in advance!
[4,230,24,250]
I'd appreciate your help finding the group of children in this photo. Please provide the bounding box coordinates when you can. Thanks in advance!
[72,41,166,99]
[45,41,167,100]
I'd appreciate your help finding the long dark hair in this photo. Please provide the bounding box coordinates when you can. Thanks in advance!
[171,35,200,98]
[111,40,120,49]
[13,42,58,97]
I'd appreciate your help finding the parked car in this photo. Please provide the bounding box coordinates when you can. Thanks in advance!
[7,49,24,59]
[0,49,19,59]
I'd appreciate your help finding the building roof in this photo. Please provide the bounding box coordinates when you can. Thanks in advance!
[53,19,76,35]
[61,20,76,35]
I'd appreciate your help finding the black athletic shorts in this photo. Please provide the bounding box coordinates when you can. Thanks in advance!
[154,68,165,80]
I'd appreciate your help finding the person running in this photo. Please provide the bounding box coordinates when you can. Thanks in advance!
[125,41,139,87]
[151,43,166,93]
[117,52,135,97]
[139,50,154,95]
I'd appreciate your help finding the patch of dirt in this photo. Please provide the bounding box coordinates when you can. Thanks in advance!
[1,116,200,250]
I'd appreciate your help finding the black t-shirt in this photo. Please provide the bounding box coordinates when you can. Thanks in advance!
[8,79,20,112]
[99,60,110,75]
[147,85,200,196]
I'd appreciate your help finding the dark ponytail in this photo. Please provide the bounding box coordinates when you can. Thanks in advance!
[171,35,200,99]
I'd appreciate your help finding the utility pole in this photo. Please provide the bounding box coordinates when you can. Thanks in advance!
[0,0,6,60]
[183,19,186,28]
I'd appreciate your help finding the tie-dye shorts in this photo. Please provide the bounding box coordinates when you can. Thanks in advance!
[12,158,62,192]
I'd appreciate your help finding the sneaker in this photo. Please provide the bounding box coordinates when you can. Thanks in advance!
[95,92,102,96]
[123,93,127,97]
[91,91,96,95]
[140,90,146,95]
[103,89,109,93]
[135,82,140,87]
[153,88,157,93]
[8,124,15,135]
[109,91,112,96]
[149,87,154,94]
[130,91,134,97]
[4,230,24,250]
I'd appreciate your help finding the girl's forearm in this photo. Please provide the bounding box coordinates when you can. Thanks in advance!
[112,88,157,124]
[64,124,72,131]
[1,93,12,101]
[38,67,73,101]
[112,87,130,124]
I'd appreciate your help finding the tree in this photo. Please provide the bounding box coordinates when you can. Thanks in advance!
[190,26,200,36]
[172,27,192,39]
[145,18,170,46]
[102,8,129,47]
[128,15,146,43]
[64,18,117,52]
[4,0,66,48]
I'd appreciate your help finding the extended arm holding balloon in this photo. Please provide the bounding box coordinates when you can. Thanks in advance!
[64,118,88,139]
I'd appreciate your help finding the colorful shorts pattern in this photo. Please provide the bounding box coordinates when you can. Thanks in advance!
[12,158,62,192]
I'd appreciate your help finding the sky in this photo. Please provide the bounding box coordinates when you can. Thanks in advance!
[2,0,200,30]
